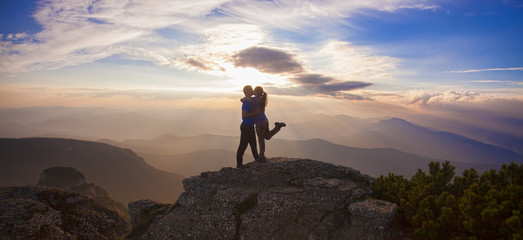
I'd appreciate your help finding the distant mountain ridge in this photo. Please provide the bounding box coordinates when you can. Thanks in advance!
[2,107,521,161]
[283,116,523,164]
[104,134,504,178]
[0,138,184,204]
[360,118,523,164]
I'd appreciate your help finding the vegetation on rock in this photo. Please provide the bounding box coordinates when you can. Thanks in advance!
[373,161,523,240]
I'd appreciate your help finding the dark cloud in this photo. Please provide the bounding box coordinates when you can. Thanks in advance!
[289,73,372,95]
[185,58,211,71]
[233,47,304,74]
[290,73,333,85]
[233,47,373,100]
[317,81,373,92]
[265,73,373,100]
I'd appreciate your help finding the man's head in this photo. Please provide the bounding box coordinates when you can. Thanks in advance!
[243,85,253,97]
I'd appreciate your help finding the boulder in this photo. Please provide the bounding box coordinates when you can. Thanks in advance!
[37,167,87,189]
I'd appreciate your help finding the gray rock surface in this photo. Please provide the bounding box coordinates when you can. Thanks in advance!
[0,186,129,240]
[130,157,397,240]
[129,199,170,224]
[348,199,398,240]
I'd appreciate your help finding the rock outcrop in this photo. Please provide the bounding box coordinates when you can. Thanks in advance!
[37,167,87,189]
[0,186,129,240]
[36,167,129,220]
[128,157,398,240]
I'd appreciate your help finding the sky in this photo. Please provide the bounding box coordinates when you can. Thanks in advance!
[0,0,522,132]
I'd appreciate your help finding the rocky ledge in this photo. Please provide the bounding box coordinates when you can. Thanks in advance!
[0,186,129,240]
[129,157,398,240]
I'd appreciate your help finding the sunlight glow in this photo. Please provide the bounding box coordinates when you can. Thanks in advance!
[221,63,291,91]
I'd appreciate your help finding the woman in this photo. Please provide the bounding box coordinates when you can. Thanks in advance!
[252,86,286,161]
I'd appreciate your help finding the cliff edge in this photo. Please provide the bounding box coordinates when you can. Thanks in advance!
[128,157,398,240]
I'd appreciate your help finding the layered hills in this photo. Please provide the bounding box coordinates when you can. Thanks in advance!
[0,138,184,204]
[1,107,521,162]
[104,134,505,178]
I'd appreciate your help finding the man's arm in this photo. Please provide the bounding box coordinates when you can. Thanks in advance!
[242,109,261,119]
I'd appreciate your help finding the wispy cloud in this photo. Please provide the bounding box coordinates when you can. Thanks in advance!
[311,40,400,80]
[218,0,437,31]
[468,80,523,85]
[447,67,523,73]
[0,0,432,73]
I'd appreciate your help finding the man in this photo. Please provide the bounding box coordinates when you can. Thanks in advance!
[236,85,260,168]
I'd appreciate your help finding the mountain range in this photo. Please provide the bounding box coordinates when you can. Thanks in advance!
[102,134,506,178]
[1,107,521,178]
[339,118,523,164]
[1,107,521,156]
[0,138,184,204]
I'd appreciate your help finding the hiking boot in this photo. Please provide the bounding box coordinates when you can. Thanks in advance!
[257,154,267,163]
[275,122,286,128]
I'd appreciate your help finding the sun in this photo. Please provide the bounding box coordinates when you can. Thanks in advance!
[205,62,290,94]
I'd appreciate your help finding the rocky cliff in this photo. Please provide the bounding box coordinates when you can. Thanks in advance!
[128,157,398,240]
[0,186,129,240]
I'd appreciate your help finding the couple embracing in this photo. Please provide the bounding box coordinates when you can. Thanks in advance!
[236,85,286,168]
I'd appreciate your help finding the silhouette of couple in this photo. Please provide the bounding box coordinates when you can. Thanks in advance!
[236,85,286,168]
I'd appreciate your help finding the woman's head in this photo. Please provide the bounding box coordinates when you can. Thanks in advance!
[254,86,264,96]
[254,86,268,110]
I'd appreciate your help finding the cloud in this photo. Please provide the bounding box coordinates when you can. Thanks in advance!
[232,47,304,74]
[333,92,373,101]
[227,45,376,98]
[318,81,373,92]
[180,58,225,72]
[0,0,434,73]
[229,46,374,98]
[274,73,373,97]
[218,0,437,31]
[406,90,481,106]
[290,73,333,85]
[312,40,400,80]
[290,74,372,91]
[447,67,523,73]
[170,24,270,74]
[1,0,226,72]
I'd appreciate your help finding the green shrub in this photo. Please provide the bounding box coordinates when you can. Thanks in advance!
[373,161,523,240]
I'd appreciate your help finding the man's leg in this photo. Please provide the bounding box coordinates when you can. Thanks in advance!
[236,124,249,167]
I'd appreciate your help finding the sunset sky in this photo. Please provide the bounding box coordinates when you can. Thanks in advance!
[1,0,522,126]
